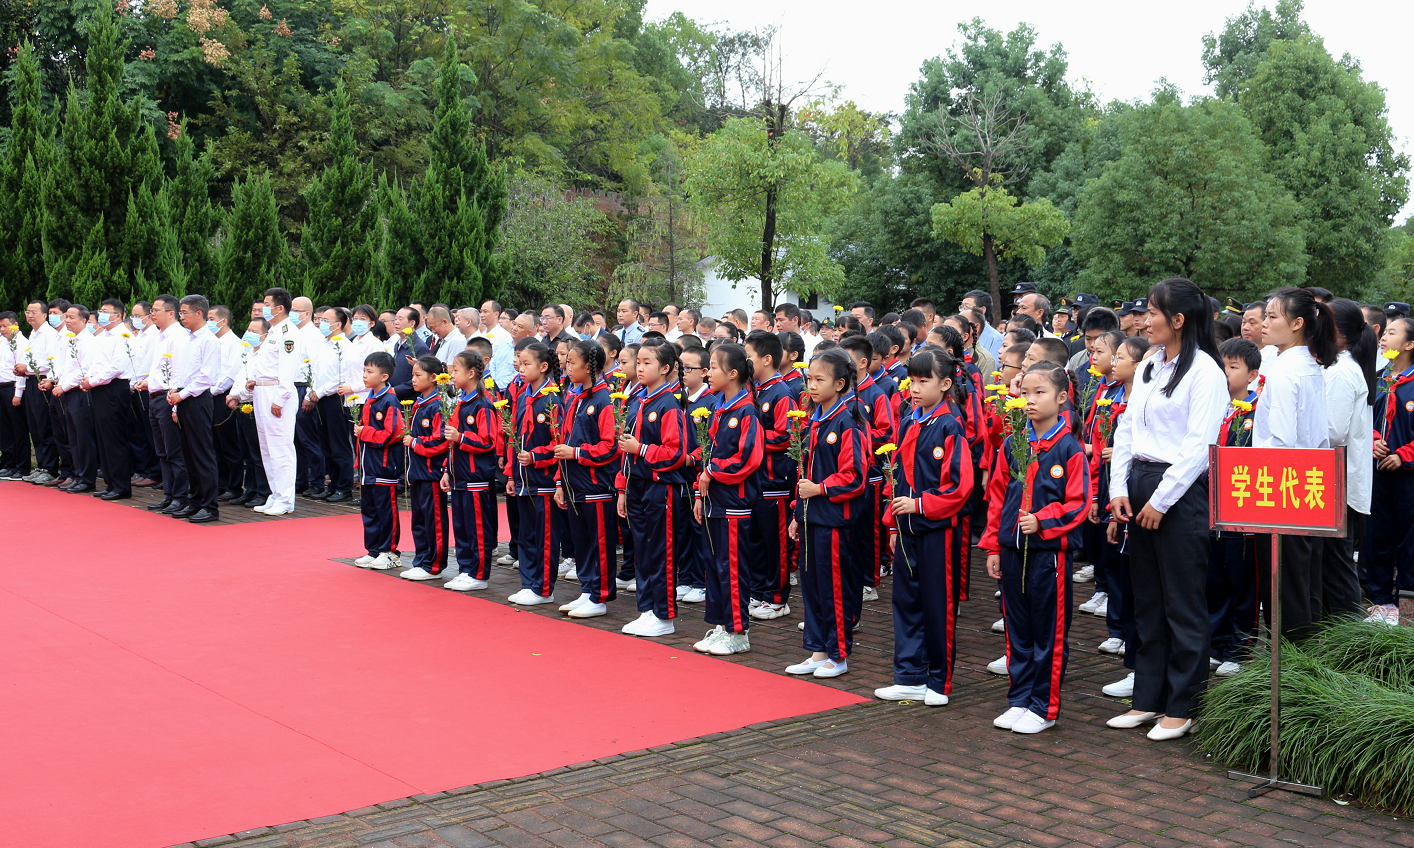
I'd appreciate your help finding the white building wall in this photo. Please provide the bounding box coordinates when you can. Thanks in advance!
[697,257,837,322]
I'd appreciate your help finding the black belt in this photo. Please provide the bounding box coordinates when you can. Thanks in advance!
[295,382,308,388]
[1135,459,1172,470]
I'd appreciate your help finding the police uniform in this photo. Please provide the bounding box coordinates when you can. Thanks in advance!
[230,337,270,504]
[295,320,328,494]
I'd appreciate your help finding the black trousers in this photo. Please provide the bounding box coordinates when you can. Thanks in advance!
[801,523,864,661]
[567,496,619,604]
[47,389,74,479]
[148,393,189,500]
[211,392,242,493]
[294,385,325,489]
[24,377,56,473]
[1366,473,1414,606]
[127,385,158,479]
[1315,506,1365,620]
[746,497,795,604]
[61,390,97,486]
[175,392,217,512]
[91,381,133,495]
[361,482,399,553]
[0,383,30,472]
[316,395,354,494]
[1257,533,1319,642]
[517,493,560,596]
[1126,460,1210,720]
[705,514,753,633]
[627,480,692,619]
[410,480,449,574]
[892,525,968,694]
[236,409,267,499]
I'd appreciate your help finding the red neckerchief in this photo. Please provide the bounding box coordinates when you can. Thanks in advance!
[1217,391,1258,445]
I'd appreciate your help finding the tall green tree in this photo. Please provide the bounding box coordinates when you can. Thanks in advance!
[930,180,1069,291]
[612,136,703,308]
[302,80,378,305]
[1201,0,1310,99]
[216,173,285,312]
[0,41,49,311]
[1071,89,1307,302]
[497,170,609,309]
[375,173,419,309]
[167,123,220,295]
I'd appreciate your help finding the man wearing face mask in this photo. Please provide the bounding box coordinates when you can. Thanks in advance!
[227,318,271,507]
[15,300,62,485]
[125,302,161,487]
[210,306,246,502]
[310,306,354,503]
[0,313,31,482]
[292,296,328,499]
[248,289,305,515]
[166,295,222,523]
[52,305,99,493]
[81,299,137,500]
[35,300,78,486]
[136,295,190,514]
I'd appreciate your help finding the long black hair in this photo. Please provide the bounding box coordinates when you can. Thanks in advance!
[641,337,687,412]
[1143,277,1221,397]
[813,347,867,429]
[710,342,755,400]
[570,339,607,384]
[1330,298,1377,405]
[523,341,562,388]
[906,348,965,407]
[452,349,486,396]
[1269,287,1338,368]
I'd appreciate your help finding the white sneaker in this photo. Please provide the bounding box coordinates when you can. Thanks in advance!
[568,601,607,618]
[1209,657,1222,670]
[559,593,591,613]
[813,659,847,678]
[367,552,399,570]
[924,689,949,707]
[443,574,476,591]
[495,553,516,566]
[616,578,637,592]
[991,618,1006,633]
[1092,596,1109,617]
[507,588,554,605]
[676,584,690,600]
[874,684,927,701]
[694,626,726,652]
[354,553,377,566]
[622,611,654,635]
[994,589,1001,599]
[252,498,272,511]
[633,614,675,637]
[862,585,879,602]
[558,557,575,577]
[709,631,750,655]
[750,602,790,620]
[399,567,438,581]
[987,656,1008,675]
[1098,637,1124,654]
[1012,710,1054,734]
[1079,591,1107,614]
[680,587,706,603]
[1102,672,1135,697]
[785,657,829,675]
[993,706,1026,729]
[1072,564,1094,583]
[748,597,763,611]
[797,620,804,630]
[1214,661,1242,677]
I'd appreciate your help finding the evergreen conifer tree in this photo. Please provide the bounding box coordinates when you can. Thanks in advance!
[375,173,419,309]
[0,42,50,311]
[302,81,378,305]
[167,123,219,294]
[216,174,285,311]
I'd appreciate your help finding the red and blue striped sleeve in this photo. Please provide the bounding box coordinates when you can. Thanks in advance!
[459,406,500,454]
[529,397,560,468]
[640,406,688,471]
[412,409,448,456]
[709,412,763,484]
[979,435,1012,553]
[822,426,868,502]
[358,399,400,445]
[576,403,620,467]
[868,395,894,450]
[761,393,795,454]
[1033,448,1090,540]
[917,430,974,521]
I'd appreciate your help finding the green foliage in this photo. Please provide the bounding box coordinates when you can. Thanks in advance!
[1201,0,1310,99]
[0,41,49,311]
[167,123,219,295]
[1071,91,1307,302]
[611,137,703,309]
[930,183,1069,272]
[302,80,378,305]
[1375,224,1414,302]
[216,173,286,312]
[374,173,418,308]
[71,217,123,308]
[496,171,610,310]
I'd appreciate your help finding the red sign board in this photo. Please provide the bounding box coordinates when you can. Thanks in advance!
[1209,446,1346,536]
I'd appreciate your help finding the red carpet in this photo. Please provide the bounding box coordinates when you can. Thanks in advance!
[0,487,862,848]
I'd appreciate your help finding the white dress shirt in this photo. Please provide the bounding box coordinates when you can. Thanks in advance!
[213,331,244,394]
[344,332,381,405]
[1323,350,1372,514]
[250,316,305,408]
[146,322,189,393]
[435,331,466,367]
[55,330,98,393]
[175,326,221,399]
[313,334,352,399]
[488,335,517,389]
[1111,346,1229,514]
[131,323,158,380]
[1254,346,1329,450]
[23,322,59,378]
[300,321,327,369]
[87,327,139,385]
[1,330,26,396]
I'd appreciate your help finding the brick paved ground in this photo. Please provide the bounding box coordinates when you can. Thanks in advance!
[145,522,1414,848]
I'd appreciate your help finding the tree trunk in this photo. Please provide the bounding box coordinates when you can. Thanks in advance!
[759,183,777,311]
[983,232,1001,323]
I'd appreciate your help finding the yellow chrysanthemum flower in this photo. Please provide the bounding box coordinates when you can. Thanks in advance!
[239,403,253,414]
[786,409,809,419]
[493,399,509,409]
[1088,367,1103,377]
[1095,398,1113,407]
[1231,400,1254,413]
[833,305,844,312]
[610,391,630,400]
[540,384,561,395]
[984,384,1007,393]
[691,407,711,420]
[435,373,452,385]
[161,352,173,359]
[1004,397,1027,410]
[874,443,897,455]
[401,327,413,336]
[898,377,912,392]
[1384,349,1400,360]
[484,377,496,388]
[794,361,808,370]
[400,399,413,407]
[991,370,1003,379]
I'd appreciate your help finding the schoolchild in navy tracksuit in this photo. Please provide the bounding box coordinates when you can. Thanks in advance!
[1369,318,1414,619]
[502,370,526,565]
[1208,338,1262,663]
[786,348,870,678]
[693,344,764,655]
[616,340,693,636]
[877,349,975,705]
[744,331,799,618]
[611,343,640,589]
[682,346,717,599]
[355,353,404,568]
[868,334,902,580]
[442,350,502,590]
[982,363,1089,734]
[508,344,563,603]
[838,335,897,596]
[402,357,450,580]
[554,341,622,617]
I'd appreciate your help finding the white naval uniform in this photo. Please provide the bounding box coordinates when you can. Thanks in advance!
[251,316,306,511]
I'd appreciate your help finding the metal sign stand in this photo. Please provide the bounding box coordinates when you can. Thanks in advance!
[1223,533,1325,799]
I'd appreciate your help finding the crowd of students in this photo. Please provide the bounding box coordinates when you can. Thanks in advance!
[1,281,1411,739]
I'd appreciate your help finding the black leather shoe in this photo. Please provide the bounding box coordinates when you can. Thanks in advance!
[187,508,220,523]
[323,491,352,504]
[171,504,199,518]
[161,500,190,516]
[65,483,95,494]
[99,490,132,501]
[216,489,240,502]
[300,487,322,498]
[147,496,174,512]
[230,492,253,506]
[307,488,330,501]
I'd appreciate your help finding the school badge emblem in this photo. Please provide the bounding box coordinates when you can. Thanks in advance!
[537,413,545,423]
[1050,465,1064,478]
[648,411,658,422]
[728,417,739,429]
[1407,401,1414,413]
[933,446,944,460]
[586,405,594,415]
[762,401,771,412]
[826,432,837,444]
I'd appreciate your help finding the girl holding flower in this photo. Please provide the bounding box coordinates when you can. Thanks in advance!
[507,343,564,606]
[399,356,451,582]
[440,350,502,592]
[1368,316,1414,624]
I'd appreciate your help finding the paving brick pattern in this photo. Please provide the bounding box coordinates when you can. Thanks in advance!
[151,534,1414,848]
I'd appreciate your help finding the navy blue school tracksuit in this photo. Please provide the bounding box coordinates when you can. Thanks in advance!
[407,391,450,574]
[502,376,524,562]
[747,373,799,604]
[1369,367,1414,605]
[982,418,1089,721]
[616,381,693,620]
[357,387,404,555]
[559,378,622,604]
[884,399,975,695]
[1080,380,1117,607]
[1087,384,1136,665]
[513,379,563,596]
[699,389,764,633]
[783,367,805,401]
[1208,392,1260,661]
[684,387,719,591]
[614,382,642,585]
[871,366,901,579]
[796,398,870,662]
[850,374,896,590]
[447,391,502,580]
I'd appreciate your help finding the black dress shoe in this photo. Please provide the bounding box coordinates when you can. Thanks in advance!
[230,492,253,506]
[323,491,352,504]
[99,490,132,501]
[171,504,199,518]
[187,508,219,523]
[216,489,240,502]
[161,500,190,516]
[147,496,174,512]
[66,483,95,494]
[300,487,321,498]
[308,488,330,501]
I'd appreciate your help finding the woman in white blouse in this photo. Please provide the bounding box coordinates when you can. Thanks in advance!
[1254,287,1337,642]
[1107,278,1229,741]
[1316,300,1376,619]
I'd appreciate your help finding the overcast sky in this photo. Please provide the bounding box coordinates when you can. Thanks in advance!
[644,0,1414,221]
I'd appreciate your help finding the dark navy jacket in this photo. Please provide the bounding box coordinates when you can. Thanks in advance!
[448,391,502,489]
[513,378,562,496]
[616,381,692,487]
[357,387,404,485]
[558,379,620,499]
[406,391,449,483]
[1377,365,1414,469]
[885,400,975,535]
[700,388,764,517]
[755,373,799,498]
[848,374,895,483]
[981,418,1089,554]
[1087,382,1132,514]
[794,397,870,528]
[783,367,805,400]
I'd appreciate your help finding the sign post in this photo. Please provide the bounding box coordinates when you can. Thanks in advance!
[1208,445,1345,800]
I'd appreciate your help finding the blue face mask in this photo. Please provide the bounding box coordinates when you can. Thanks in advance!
[205,320,220,334]
[84,325,95,335]
[318,321,333,337]
[97,312,112,327]
[48,314,61,328]
[242,331,260,346]
[351,320,369,336]
[131,315,144,331]
[262,306,274,322]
